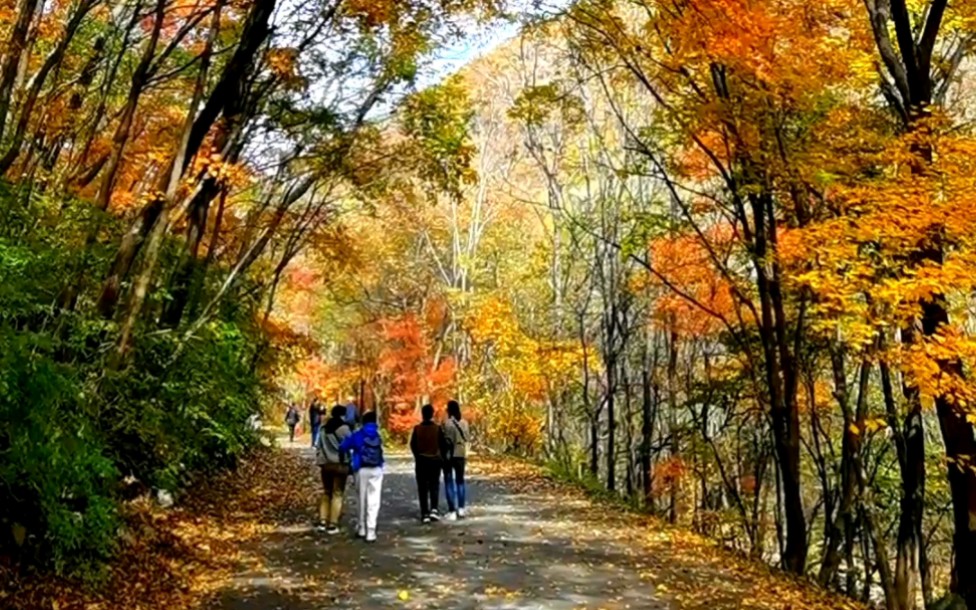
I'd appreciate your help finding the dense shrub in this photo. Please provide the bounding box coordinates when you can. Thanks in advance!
[0,190,268,579]
[0,326,118,578]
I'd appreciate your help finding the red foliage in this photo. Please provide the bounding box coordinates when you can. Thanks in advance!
[649,226,736,336]
[377,313,456,438]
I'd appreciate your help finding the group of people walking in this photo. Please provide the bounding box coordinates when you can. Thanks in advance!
[304,399,470,542]
[284,400,358,446]
[410,401,469,523]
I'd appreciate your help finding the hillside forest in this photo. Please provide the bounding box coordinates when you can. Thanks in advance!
[1,1,976,610]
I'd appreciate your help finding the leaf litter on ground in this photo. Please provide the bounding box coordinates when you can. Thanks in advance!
[3,449,869,610]
[0,446,316,610]
[468,456,867,610]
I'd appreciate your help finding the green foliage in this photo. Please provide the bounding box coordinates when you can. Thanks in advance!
[401,74,478,198]
[0,325,119,579]
[0,189,267,579]
[509,83,584,129]
[546,454,640,511]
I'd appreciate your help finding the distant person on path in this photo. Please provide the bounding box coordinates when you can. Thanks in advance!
[345,397,359,429]
[308,401,323,447]
[314,406,351,534]
[285,404,300,443]
[441,400,470,520]
[410,404,446,524]
[340,411,385,542]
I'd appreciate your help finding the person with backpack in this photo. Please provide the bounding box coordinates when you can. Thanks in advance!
[410,404,447,524]
[285,404,301,443]
[441,400,470,520]
[340,411,385,542]
[314,406,351,534]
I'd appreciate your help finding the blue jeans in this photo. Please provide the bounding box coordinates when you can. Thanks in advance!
[310,424,320,447]
[443,457,466,511]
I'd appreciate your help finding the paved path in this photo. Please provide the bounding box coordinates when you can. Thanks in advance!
[206,440,666,610]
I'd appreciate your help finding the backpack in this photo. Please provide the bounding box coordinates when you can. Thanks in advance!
[360,434,383,468]
[324,431,346,464]
[443,419,466,459]
[315,426,347,466]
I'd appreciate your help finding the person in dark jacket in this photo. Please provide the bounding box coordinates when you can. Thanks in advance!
[285,404,301,443]
[308,401,323,447]
[410,404,447,523]
[441,400,470,520]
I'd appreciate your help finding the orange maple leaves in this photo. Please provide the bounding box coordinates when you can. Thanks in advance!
[647,227,736,337]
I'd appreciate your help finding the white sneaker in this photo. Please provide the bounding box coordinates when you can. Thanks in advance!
[429,510,441,521]
[315,524,327,533]
[422,516,431,524]
[445,511,458,521]
[326,526,340,535]
[458,508,466,519]
[366,530,377,543]
[356,529,366,538]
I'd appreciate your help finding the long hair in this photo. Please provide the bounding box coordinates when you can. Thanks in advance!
[447,400,461,421]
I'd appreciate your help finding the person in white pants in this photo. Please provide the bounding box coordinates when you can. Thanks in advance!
[340,411,385,542]
[357,465,383,540]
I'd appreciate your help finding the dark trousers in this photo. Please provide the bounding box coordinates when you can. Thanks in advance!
[319,463,350,526]
[288,424,296,442]
[415,457,441,517]
[444,457,466,511]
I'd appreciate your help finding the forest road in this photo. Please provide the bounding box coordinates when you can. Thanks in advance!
[204,437,667,610]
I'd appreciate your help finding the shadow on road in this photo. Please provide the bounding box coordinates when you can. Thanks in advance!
[200,440,667,610]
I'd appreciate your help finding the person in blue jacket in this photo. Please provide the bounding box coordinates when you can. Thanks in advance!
[308,401,323,447]
[339,411,384,542]
[344,398,359,429]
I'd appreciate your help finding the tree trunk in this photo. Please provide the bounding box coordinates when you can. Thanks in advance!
[160,180,217,327]
[40,36,105,176]
[877,335,924,610]
[667,324,679,523]
[166,176,313,363]
[819,344,859,588]
[751,187,806,574]
[64,4,142,191]
[98,0,273,320]
[0,0,39,141]
[185,189,227,321]
[95,0,166,211]
[606,306,617,493]
[182,0,276,174]
[96,197,165,318]
[580,309,597,478]
[641,356,655,507]
[862,3,976,602]
[0,0,98,175]
[622,358,634,498]
[926,303,976,609]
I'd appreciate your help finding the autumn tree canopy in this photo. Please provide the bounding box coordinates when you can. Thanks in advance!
[5,1,976,610]
[274,1,976,609]
[0,0,501,581]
